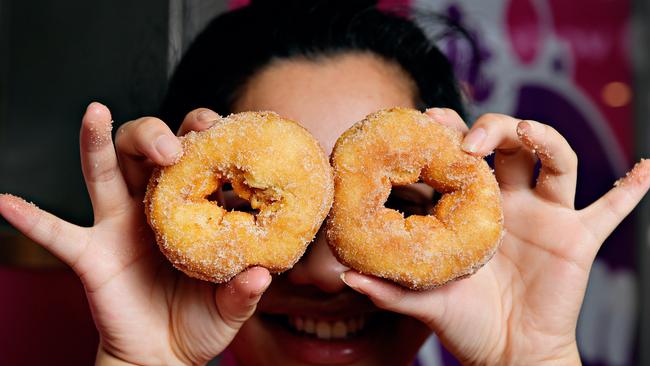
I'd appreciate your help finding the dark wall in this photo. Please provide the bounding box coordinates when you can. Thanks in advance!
[0,3,230,364]
[0,0,169,227]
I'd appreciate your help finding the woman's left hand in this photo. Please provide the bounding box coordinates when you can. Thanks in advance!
[341,108,650,365]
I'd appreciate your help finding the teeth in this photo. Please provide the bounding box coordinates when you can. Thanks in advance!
[295,316,304,332]
[331,321,347,338]
[305,318,315,333]
[347,318,357,333]
[316,321,331,340]
[287,315,367,339]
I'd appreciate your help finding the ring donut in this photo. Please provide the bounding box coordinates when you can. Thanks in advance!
[145,111,333,283]
[327,108,503,290]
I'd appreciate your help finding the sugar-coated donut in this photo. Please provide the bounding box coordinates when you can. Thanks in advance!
[327,108,503,290]
[145,111,333,283]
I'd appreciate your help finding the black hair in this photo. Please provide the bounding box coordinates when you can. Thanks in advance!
[159,0,466,131]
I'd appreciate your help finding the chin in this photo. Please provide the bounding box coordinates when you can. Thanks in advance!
[229,301,430,365]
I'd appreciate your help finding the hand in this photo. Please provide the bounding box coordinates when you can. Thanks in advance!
[0,103,271,365]
[340,108,650,365]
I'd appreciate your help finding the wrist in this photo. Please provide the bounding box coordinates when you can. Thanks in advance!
[497,341,581,366]
[96,345,138,366]
[95,343,210,366]
[533,341,581,366]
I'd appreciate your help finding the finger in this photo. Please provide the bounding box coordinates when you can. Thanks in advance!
[462,113,537,191]
[115,116,182,195]
[464,115,578,206]
[0,194,88,267]
[516,120,578,206]
[80,102,131,221]
[340,271,445,327]
[176,108,220,136]
[425,107,469,133]
[215,267,272,333]
[581,159,650,243]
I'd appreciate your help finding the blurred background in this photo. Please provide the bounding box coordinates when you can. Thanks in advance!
[0,0,648,365]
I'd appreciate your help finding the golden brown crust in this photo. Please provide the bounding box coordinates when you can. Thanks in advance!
[327,108,503,290]
[145,111,334,283]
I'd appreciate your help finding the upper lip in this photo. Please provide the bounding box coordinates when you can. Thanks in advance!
[257,280,380,319]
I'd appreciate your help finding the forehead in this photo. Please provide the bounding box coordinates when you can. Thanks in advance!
[232,52,417,155]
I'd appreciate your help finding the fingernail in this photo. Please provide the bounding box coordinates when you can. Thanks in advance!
[154,135,182,161]
[340,273,361,293]
[426,107,446,118]
[340,272,353,287]
[516,120,532,136]
[340,272,371,293]
[197,110,219,122]
[86,101,101,111]
[462,127,487,153]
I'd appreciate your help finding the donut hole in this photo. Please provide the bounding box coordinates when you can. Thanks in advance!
[384,182,442,218]
[208,182,261,215]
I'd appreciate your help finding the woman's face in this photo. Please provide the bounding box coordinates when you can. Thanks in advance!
[229,53,432,365]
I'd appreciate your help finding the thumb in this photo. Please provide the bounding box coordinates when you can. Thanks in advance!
[215,267,272,332]
[581,159,650,244]
[340,271,446,328]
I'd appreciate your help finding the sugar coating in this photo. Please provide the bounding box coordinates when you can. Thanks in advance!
[327,108,504,290]
[145,111,334,283]
[1,193,39,213]
[87,119,114,147]
[614,159,650,187]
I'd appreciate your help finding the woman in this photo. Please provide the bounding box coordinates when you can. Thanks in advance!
[1,1,648,365]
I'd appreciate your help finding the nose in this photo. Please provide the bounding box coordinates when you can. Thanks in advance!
[287,227,349,293]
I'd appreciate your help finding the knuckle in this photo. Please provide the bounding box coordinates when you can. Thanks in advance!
[441,107,460,118]
[545,125,578,169]
[542,123,560,139]
[482,112,502,120]
[478,112,503,124]
[134,117,170,146]
[370,297,395,311]
[178,119,200,134]
[114,121,133,144]
[473,113,508,131]
[216,298,251,331]
[371,285,406,310]
[47,217,64,246]
[224,308,250,326]
[604,191,625,218]
[179,108,217,135]
[115,117,170,157]
[137,116,165,132]
[184,108,207,122]
[182,110,198,124]
[90,163,119,183]
[567,148,579,169]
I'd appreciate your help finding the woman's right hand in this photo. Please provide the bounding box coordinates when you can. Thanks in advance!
[0,102,270,365]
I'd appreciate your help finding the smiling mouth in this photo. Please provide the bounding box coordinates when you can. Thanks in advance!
[261,313,373,340]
